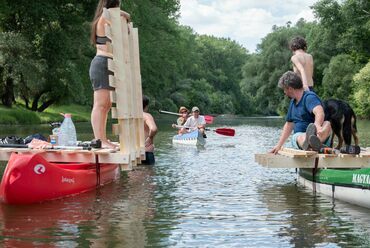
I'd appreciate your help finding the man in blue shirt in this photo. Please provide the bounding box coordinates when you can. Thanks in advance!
[270,71,331,154]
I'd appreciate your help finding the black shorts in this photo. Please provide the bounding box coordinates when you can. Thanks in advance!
[89,55,114,91]
[142,152,155,165]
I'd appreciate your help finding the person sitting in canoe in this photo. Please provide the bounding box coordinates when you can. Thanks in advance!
[270,71,332,154]
[177,106,189,126]
[181,106,207,138]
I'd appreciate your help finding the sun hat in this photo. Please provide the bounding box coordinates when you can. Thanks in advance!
[179,106,188,113]
[192,106,200,112]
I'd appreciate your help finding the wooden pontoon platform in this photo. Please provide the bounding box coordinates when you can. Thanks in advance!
[0,147,132,170]
[255,148,370,168]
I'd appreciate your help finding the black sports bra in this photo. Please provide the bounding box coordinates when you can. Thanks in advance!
[96,36,110,45]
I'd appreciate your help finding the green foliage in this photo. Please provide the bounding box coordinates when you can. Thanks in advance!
[321,54,360,101]
[0,0,368,121]
[239,0,370,117]
[352,61,370,118]
[240,22,309,115]
[0,0,95,111]
[0,105,41,124]
[0,103,91,124]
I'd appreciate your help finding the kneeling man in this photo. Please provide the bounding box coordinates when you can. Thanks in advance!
[270,71,331,154]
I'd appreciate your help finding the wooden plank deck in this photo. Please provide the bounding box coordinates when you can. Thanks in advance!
[0,147,129,166]
[255,147,370,168]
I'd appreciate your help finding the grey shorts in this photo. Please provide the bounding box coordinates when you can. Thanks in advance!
[89,55,114,91]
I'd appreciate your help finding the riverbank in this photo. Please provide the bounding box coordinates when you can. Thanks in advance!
[0,104,91,125]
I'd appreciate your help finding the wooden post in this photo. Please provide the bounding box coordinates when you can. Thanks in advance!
[103,8,145,170]
[128,24,146,163]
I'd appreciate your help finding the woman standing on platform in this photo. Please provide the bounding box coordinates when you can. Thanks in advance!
[89,0,130,149]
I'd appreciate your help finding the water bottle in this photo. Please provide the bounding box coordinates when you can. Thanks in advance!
[57,113,77,146]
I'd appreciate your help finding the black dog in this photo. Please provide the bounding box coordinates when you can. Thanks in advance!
[322,99,359,149]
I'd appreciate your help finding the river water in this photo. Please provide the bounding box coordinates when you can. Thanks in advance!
[0,117,369,247]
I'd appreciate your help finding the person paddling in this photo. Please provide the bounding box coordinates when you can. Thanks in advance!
[172,106,189,132]
[181,106,207,138]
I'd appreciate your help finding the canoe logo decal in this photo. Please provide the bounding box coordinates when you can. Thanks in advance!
[62,176,75,184]
[352,174,370,185]
[34,164,46,175]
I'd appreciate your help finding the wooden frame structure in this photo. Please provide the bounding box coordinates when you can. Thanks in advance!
[0,8,145,171]
[255,148,370,168]
[103,7,145,169]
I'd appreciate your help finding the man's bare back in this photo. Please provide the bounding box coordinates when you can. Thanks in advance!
[291,51,314,90]
[143,112,157,152]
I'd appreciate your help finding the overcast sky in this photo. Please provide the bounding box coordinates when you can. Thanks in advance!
[179,0,317,52]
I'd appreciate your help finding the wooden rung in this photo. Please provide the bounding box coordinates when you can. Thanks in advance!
[110,91,116,103]
[102,8,111,21]
[109,75,116,88]
[105,42,113,54]
[112,123,119,135]
[104,24,112,40]
[360,153,370,158]
[98,152,129,164]
[107,59,115,73]
[111,107,117,119]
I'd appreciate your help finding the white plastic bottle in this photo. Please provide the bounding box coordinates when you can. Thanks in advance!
[57,113,77,146]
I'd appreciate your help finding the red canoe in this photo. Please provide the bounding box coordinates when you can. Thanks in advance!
[0,153,120,204]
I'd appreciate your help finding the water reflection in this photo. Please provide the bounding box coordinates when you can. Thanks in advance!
[0,118,369,247]
[0,166,156,247]
[260,183,370,247]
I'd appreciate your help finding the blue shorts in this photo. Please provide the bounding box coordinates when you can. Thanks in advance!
[290,132,331,149]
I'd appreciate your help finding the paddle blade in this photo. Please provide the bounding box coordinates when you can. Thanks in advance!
[204,115,214,124]
[214,128,235,136]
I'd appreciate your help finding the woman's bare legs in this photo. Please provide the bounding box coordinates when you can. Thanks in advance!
[91,89,117,149]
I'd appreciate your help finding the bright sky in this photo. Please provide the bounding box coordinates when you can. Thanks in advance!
[179,0,317,52]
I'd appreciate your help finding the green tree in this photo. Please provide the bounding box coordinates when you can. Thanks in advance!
[240,21,312,115]
[352,61,370,118]
[321,54,360,101]
[0,0,95,111]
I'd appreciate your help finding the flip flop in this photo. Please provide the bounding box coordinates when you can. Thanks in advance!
[308,135,323,151]
[302,123,316,150]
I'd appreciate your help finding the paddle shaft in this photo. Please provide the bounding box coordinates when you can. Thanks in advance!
[159,110,181,116]
[173,125,235,136]
[0,143,91,150]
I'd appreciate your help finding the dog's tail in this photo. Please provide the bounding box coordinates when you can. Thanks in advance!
[351,109,359,146]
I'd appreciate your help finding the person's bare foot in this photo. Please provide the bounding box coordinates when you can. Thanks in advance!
[101,140,119,150]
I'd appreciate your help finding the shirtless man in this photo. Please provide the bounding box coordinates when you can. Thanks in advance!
[142,95,158,165]
[290,37,314,91]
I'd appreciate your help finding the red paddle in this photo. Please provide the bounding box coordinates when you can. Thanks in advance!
[204,115,214,124]
[173,125,235,137]
[207,128,235,136]
[159,110,214,124]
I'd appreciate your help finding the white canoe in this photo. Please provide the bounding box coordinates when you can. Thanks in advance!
[172,130,206,146]
[298,168,370,209]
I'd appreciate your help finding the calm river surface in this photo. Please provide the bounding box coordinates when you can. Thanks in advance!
[0,117,369,247]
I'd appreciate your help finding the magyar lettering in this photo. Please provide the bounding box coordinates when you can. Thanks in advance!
[352,174,370,184]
